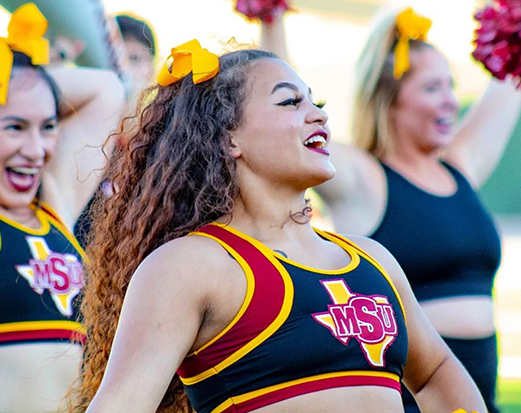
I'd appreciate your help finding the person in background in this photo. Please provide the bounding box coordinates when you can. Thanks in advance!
[0,4,124,412]
[71,40,487,413]
[257,4,521,413]
[114,12,157,107]
[73,12,158,249]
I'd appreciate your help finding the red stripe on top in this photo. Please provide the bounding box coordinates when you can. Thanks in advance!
[0,329,86,344]
[177,224,288,379]
[221,375,401,413]
[38,203,64,225]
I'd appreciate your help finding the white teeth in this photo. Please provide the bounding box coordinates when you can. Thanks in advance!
[304,135,326,148]
[9,167,39,175]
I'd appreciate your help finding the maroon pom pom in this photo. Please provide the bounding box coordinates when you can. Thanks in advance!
[473,0,521,84]
[235,0,290,23]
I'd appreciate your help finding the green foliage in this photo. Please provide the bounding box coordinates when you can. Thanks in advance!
[498,378,521,412]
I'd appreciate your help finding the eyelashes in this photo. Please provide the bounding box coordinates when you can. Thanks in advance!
[276,97,304,107]
[276,97,327,109]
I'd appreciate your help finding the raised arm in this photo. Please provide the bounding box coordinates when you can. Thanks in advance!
[41,67,125,228]
[313,141,387,235]
[349,236,488,412]
[446,76,521,188]
[260,13,291,63]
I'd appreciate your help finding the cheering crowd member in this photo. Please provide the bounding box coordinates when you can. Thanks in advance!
[73,11,159,249]
[0,4,124,412]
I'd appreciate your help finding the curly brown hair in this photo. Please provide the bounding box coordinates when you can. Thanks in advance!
[70,48,278,412]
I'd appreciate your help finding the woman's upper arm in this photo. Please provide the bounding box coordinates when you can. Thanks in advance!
[87,240,208,412]
[315,142,386,235]
[42,67,125,227]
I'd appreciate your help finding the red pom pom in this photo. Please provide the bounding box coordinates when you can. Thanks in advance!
[235,0,290,23]
[473,0,521,84]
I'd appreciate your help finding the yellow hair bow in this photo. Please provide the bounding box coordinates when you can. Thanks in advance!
[0,3,50,105]
[157,39,219,86]
[393,7,432,79]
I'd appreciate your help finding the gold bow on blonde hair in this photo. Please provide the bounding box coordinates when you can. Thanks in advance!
[0,3,50,105]
[157,39,219,86]
[393,7,432,79]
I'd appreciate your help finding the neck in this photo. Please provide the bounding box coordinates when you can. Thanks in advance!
[222,183,316,244]
[382,144,441,170]
[0,204,39,228]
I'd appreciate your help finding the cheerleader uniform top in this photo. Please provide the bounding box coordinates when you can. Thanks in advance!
[370,162,501,302]
[178,223,408,413]
[0,202,86,345]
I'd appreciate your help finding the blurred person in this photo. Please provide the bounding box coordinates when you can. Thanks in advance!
[114,12,157,104]
[49,35,85,65]
[73,12,158,249]
[258,5,521,413]
[0,4,124,412]
[72,41,487,413]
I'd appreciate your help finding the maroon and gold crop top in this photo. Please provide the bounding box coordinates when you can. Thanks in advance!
[178,224,408,413]
[0,202,85,345]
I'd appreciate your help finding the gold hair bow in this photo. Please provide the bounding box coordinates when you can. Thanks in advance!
[0,3,50,105]
[157,39,219,86]
[393,8,432,79]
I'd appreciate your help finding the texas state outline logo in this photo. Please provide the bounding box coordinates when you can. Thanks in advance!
[15,236,84,316]
[312,278,398,367]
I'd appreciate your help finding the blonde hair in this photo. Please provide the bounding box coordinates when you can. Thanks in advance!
[353,9,432,157]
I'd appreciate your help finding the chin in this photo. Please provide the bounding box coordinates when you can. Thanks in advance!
[0,193,38,212]
[431,131,454,146]
[309,168,336,188]
[323,164,336,180]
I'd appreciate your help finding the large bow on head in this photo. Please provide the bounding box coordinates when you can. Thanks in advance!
[157,39,219,86]
[393,8,432,79]
[0,3,50,105]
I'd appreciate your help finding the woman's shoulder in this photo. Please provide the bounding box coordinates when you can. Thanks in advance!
[339,234,391,261]
[338,234,408,286]
[135,233,237,285]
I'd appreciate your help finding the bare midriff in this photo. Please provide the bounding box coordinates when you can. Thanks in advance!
[0,342,83,413]
[420,296,495,338]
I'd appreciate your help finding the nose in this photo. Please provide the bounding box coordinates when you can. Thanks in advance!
[307,102,329,126]
[444,88,459,113]
[20,129,46,162]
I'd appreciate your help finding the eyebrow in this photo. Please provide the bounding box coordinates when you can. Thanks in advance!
[271,82,312,96]
[0,115,58,123]
[422,76,454,85]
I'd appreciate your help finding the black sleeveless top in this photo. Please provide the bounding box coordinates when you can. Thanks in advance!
[370,162,501,302]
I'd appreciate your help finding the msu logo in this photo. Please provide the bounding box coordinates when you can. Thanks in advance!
[312,279,398,367]
[15,236,84,316]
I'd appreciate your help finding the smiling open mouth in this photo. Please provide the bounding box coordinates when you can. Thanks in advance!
[304,135,326,149]
[5,167,39,192]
